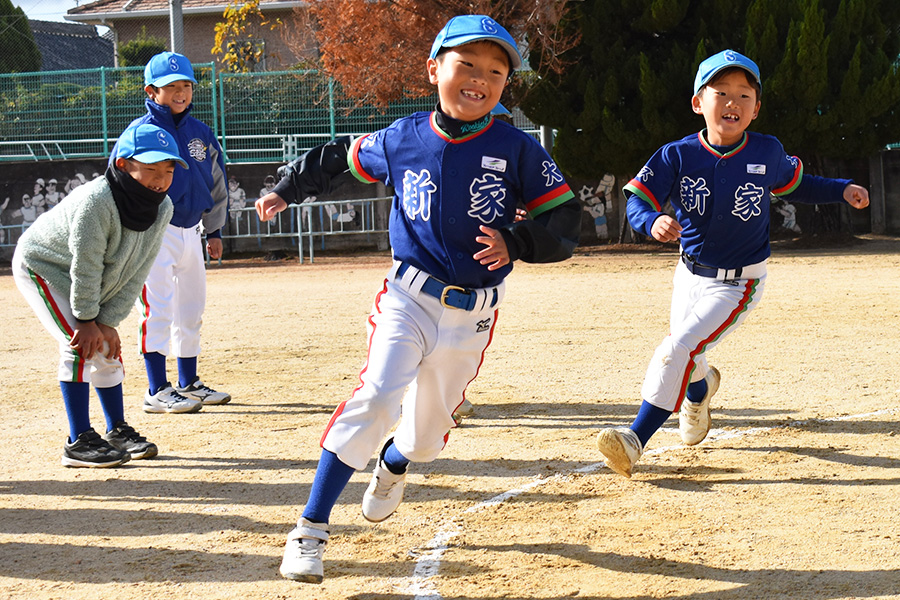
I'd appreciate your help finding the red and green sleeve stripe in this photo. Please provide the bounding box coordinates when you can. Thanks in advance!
[771,157,803,196]
[526,185,575,218]
[348,135,379,184]
[624,179,662,212]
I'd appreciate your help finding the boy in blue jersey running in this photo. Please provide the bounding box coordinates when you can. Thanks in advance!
[257,14,581,583]
[595,49,869,478]
[113,52,231,415]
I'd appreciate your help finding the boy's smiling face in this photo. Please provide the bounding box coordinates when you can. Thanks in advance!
[427,41,510,122]
[692,69,760,146]
[115,158,176,193]
[146,80,193,115]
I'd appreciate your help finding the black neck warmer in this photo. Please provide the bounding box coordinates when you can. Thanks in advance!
[433,103,493,139]
[105,163,167,232]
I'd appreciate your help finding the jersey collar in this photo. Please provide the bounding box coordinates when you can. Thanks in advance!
[697,130,748,158]
[429,110,494,144]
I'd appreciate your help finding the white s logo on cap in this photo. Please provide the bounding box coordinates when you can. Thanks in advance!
[168,56,180,72]
[157,131,169,147]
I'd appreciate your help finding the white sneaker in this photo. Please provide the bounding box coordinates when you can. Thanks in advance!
[143,385,202,414]
[280,518,329,583]
[362,441,407,522]
[452,398,475,425]
[175,376,231,405]
[679,366,720,446]
[596,427,643,478]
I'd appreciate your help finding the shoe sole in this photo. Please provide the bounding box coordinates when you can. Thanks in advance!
[61,455,129,468]
[199,397,231,406]
[143,402,203,414]
[280,569,323,584]
[596,430,634,478]
[129,446,159,460]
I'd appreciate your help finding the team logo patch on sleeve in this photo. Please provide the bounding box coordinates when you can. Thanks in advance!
[187,139,207,162]
[481,156,507,173]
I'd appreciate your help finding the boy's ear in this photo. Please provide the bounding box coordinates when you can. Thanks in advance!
[426,58,439,84]
[144,85,157,99]
[113,157,129,169]
[691,94,703,114]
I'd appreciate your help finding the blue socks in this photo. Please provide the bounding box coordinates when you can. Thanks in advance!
[383,440,409,474]
[144,353,199,391]
[302,449,356,524]
[686,378,708,403]
[144,352,168,393]
[95,384,125,432]
[59,381,91,442]
[177,356,197,388]
[630,400,672,448]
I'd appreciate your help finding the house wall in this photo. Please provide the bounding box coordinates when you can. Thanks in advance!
[105,10,315,71]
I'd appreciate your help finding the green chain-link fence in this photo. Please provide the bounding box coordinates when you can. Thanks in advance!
[0,64,536,165]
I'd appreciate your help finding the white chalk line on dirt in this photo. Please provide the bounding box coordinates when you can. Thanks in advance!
[401,408,897,599]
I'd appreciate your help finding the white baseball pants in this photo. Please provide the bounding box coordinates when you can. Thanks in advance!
[13,249,124,387]
[642,259,766,412]
[136,223,206,358]
[321,263,504,471]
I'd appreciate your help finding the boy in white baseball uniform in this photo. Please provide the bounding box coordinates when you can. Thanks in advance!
[114,52,231,414]
[13,124,185,467]
[596,50,870,478]
[257,15,581,583]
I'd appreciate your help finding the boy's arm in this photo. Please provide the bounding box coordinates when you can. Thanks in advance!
[201,139,229,237]
[271,136,355,204]
[779,175,869,208]
[497,197,581,263]
[626,195,682,242]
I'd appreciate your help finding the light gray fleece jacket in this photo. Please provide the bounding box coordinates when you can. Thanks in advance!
[17,175,174,327]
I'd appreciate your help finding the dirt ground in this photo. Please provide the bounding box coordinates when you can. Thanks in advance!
[1,237,899,600]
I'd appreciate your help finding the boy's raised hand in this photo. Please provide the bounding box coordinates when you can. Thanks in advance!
[651,214,683,243]
[474,225,511,271]
[844,184,870,209]
[256,192,287,222]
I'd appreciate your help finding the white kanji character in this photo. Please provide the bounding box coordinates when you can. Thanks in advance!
[541,161,565,188]
[680,176,711,215]
[732,183,765,221]
[468,173,507,224]
[402,169,436,221]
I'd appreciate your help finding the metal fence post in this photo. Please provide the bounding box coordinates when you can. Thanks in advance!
[100,67,109,155]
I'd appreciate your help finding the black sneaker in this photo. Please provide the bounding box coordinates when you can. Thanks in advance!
[103,421,159,460]
[62,429,131,468]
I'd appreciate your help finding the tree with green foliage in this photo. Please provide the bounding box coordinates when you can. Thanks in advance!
[119,27,168,67]
[0,0,41,73]
[523,0,900,184]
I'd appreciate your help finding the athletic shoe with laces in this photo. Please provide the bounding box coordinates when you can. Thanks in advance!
[279,518,330,583]
[143,384,202,414]
[362,439,407,522]
[175,376,231,405]
[596,427,643,478]
[62,428,131,468]
[679,366,721,446]
[103,421,158,460]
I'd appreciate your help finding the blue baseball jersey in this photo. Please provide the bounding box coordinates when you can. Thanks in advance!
[113,100,228,233]
[349,112,574,288]
[625,130,850,269]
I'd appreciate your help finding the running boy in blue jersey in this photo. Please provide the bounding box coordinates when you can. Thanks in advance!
[114,52,231,414]
[257,15,581,583]
[595,50,869,478]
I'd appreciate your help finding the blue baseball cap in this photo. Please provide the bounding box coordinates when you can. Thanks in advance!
[429,15,522,70]
[115,124,188,168]
[694,49,761,96]
[144,51,198,87]
[491,103,512,116]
